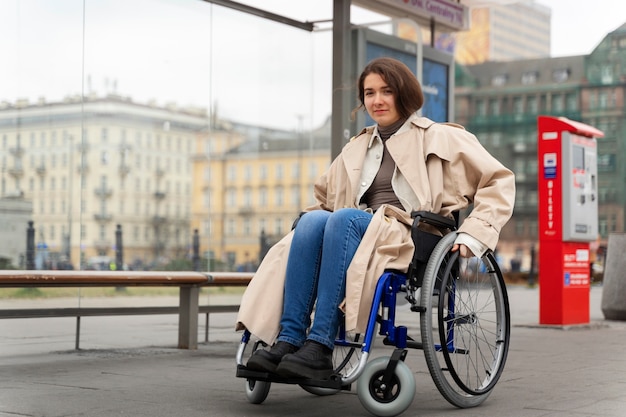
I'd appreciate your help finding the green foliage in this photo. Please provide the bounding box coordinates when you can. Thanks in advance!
[162,258,193,271]
[0,257,16,270]
[13,288,44,297]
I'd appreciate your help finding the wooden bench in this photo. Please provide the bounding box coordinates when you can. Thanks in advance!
[0,270,254,350]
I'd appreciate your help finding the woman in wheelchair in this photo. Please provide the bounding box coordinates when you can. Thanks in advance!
[236,57,515,381]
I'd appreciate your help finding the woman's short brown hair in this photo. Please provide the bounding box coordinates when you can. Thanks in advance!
[353,57,424,120]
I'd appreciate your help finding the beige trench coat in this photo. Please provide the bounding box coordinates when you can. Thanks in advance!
[236,116,515,344]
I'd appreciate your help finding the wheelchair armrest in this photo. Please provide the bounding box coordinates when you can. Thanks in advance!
[410,210,457,232]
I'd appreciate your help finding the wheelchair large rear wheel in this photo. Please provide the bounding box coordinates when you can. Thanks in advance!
[419,232,510,408]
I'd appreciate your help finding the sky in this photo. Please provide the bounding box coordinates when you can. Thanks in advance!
[545,0,626,57]
[0,0,625,130]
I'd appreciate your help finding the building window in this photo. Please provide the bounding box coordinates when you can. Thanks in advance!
[244,165,252,181]
[489,99,500,116]
[552,94,563,112]
[276,164,284,180]
[275,218,283,236]
[275,186,284,206]
[513,97,523,114]
[227,188,236,206]
[566,93,577,111]
[491,74,508,86]
[491,132,502,147]
[259,187,268,207]
[243,187,252,207]
[476,99,486,117]
[227,218,236,236]
[260,164,267,180]
[528,190,538,207]
[243,218,251,236]
[515,220,525,236]
[598,90,608,108]
[600,65,613,84]
[526,96,539,114]
[228,166,236,182]
[521,71,538,85]
[203,189,211,208]
[309,161,318,179]
[552,68,570,83]
[291,185,300,207]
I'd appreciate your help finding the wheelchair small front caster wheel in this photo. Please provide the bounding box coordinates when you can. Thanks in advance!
[357,356,415,417]
[245,378,271,404]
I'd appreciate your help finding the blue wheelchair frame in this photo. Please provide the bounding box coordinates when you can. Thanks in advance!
[235,211,510,415]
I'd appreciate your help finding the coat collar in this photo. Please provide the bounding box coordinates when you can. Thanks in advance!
[342,114,437,211]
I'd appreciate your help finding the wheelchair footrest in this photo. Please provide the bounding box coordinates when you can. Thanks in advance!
[236,365,345,390]
[382,336,424,350]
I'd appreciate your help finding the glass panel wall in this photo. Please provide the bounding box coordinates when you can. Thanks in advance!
[0,0,342,273]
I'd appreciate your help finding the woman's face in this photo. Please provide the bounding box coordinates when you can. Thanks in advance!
[363,73,400,127]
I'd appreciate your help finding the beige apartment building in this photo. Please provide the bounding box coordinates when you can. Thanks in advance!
[0,94,329,271]
[0,95,207,269]
[191,121,331,270]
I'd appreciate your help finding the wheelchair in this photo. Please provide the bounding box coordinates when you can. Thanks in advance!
[235,211,510,417]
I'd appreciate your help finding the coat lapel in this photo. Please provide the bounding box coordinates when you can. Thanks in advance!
[386,127,432,211]
[341,136,370,206]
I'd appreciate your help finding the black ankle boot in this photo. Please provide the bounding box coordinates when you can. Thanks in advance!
[246,341,298,373]
[275,340,334,380]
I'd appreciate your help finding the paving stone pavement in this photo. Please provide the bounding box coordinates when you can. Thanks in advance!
[1,286,625,417]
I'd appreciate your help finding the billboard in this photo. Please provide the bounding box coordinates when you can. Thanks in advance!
[352,28,454,132]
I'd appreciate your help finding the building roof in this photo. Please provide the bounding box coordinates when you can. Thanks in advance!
[459,55,585,91]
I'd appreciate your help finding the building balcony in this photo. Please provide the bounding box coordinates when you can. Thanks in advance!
[155,168,166,178]
[78,142,90,153]
[8,167,24,178]
[93,239,112,253]
[9,146,25,157]
[94,213,113,222]
[94,186,113,198]
[35,165,47,176]
[118,164,131,177]
[238,206,255,216]
[153,191,166,200]
[151,215,167,225]
[77,164,89,175]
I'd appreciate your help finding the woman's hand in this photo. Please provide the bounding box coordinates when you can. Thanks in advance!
[452,244,474,258]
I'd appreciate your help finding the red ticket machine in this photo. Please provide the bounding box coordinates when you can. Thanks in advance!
[537,116,603,325]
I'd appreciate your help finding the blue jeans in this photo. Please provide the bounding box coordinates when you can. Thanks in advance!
[276,208,372,351]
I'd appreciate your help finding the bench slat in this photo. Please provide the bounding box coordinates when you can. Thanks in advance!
[0,270,209,287]
[206,272,254,286]
[0,305,240,319]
